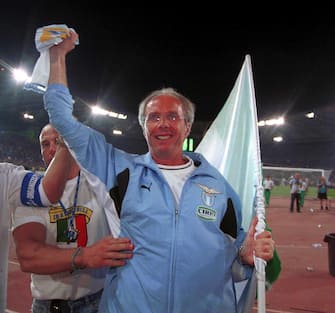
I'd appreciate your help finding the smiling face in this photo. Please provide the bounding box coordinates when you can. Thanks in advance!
[143,94,191,165]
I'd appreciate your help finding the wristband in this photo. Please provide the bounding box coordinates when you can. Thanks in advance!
[70,247,85,273]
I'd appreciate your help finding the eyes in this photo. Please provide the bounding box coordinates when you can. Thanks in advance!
[41,139,61,149]
[41,142,50,149]
[145,112,184,124]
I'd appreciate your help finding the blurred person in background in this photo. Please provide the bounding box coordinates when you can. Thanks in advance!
[289,172,302,213]
[317,176,328,210]
[263,175,274,207]
[299,177,308,208]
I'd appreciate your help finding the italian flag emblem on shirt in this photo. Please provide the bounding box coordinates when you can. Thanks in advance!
[49,205,93,246]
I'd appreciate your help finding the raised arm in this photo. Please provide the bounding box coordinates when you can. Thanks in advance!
[42,138,74,203]
[44,29,116,185]
[48,30,78,86]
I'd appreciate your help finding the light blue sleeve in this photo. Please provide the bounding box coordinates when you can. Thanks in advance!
[44,84,116,185]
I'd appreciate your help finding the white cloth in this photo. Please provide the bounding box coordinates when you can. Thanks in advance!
[24,24,79,94]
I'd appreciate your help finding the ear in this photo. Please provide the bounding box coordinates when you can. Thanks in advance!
[142,125,148,140]
[185,123,191,137]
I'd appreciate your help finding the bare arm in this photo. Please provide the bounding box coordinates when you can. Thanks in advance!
[43,31,78,202]
[48,31,79,87]
[42,142,73,203]
[13,222,134,274]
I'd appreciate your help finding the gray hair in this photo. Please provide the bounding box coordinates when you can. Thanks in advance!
[138,87,196,128]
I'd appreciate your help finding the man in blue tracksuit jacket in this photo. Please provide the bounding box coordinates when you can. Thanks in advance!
[43,29,274,313]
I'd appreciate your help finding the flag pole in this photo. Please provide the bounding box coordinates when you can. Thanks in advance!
[245,55,267,313]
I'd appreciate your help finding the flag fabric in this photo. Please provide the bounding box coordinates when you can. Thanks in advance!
[196,54,259,231]
[196,55,281,313]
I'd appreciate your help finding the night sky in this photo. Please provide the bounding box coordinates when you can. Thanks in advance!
[1,6,335,168]
[2,6,335,120]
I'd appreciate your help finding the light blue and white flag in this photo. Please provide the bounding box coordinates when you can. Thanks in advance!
[196,54,266,313]
[196,54,261,230]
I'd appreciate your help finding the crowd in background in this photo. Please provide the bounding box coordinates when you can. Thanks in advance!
[2,131,335,187]
[0,133,44,171]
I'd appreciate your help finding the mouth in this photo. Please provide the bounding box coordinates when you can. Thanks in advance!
[156,135,171,140]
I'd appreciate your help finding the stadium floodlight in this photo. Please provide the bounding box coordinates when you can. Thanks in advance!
[116,113,127,119]
[13,68,31,83]
[276,117,284,125]
[112,129,122,135]
[273,136,283,142]
[0,59,32,84]
[258,116,284,127]
[91,105,127,120]
[23,113,34,120]
[305,112,315,119]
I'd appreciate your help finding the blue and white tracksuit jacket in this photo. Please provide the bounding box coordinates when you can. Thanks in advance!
[44,84,252,313]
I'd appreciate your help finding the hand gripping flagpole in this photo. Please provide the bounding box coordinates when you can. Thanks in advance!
[245,55,267,313]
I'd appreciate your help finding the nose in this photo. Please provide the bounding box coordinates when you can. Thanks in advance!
[157,115,170,126]
[49,142,57,156]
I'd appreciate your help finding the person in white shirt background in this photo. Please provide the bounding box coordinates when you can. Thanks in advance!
[263,175,275,207]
